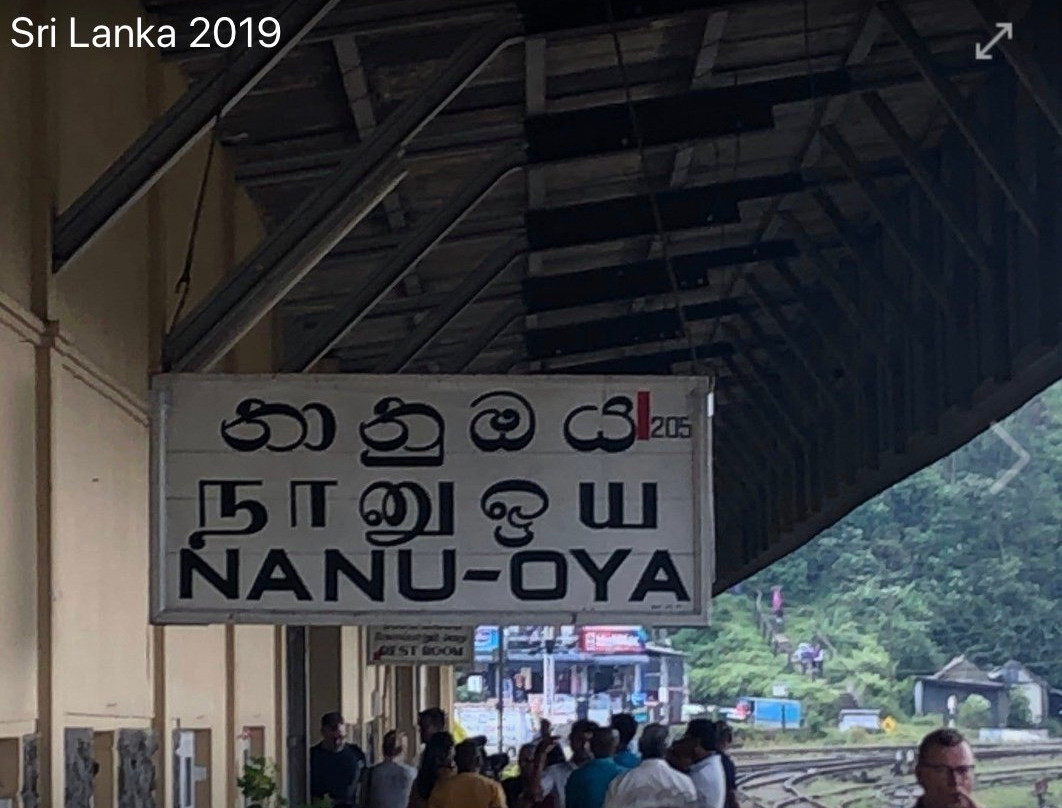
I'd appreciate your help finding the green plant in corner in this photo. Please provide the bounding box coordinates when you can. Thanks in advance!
[237,757,287,808]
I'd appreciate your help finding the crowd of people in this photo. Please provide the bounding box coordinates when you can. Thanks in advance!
[311,708,984,808]
[309,708,740,808]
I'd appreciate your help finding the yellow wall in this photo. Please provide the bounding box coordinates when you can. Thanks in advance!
[165,626,228,806]
[0,300,39,736]
[234,626,280,740]
[0,0,432,804]
[51,350,153,724]
[0,38,33,310]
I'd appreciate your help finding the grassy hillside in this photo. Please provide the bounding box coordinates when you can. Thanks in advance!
[673,381,1062,736]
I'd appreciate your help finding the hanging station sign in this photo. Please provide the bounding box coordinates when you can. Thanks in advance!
[149,374,714,625]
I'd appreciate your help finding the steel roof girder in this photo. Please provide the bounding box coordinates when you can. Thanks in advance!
[281,145,528,373]
[375,235,528,373]
[165,155,407,372]
[52,0,343,271]
[164,21,524,373]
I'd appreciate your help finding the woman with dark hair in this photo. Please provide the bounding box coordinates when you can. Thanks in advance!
[408,731,455,808]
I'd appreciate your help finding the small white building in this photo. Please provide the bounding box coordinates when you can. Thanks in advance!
[838,709,882,732]
[988,660,1051,725]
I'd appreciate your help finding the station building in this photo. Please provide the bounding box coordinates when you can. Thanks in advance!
[0,2,448,804]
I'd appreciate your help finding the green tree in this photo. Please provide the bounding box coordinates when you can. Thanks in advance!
[1007,691,1033,729]
[958,695,992,730]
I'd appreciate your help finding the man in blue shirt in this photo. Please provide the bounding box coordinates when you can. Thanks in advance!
[565,727,624,808]
[610,713,641,769]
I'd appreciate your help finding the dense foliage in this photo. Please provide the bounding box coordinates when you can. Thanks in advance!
[675,382,1062,724]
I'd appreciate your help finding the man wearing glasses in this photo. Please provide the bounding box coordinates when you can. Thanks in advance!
[915,728,980,808]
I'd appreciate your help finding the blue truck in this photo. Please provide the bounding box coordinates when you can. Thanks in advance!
[734,696,803,729]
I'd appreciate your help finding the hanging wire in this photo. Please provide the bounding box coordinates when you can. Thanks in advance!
[706,0,818,365]
[703,71,745,359]
[604,0,702,373]
[167,111,223,338]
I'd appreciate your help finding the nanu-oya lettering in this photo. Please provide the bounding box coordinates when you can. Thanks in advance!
[178,546,691,605]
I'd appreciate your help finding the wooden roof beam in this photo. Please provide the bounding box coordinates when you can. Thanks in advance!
[53,0,342,270]
[523,71,859,164]
[333,34,424,298]
[817,125,953,318]
[742,273,846,410]
[441,300,525,374]
[767,258,864,390]
[165,21,524,372]
[720,352,812,520]
[526,318,739,371]
[525,284,764,332]
[280,146,526,372]
[776,209,892,361]
[374,236,527,373]
[859,91,993,280]
[784,195,911,326]
[232,52,986,189]
[968,0,1062,140]
[526,172,803,250]
[522,239,799,315]
[877,0,1038,234]
[734,310,837,429]
[656,9,730,240]
[846,5,885,66]
[722,323,818,452]
[518,0,731,35]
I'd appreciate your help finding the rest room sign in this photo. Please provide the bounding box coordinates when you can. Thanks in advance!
[367,626,473,665]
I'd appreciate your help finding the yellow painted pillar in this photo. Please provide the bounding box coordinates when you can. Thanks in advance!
[394,667,417,754]
[308,627,342,741]
[27,4,57,797]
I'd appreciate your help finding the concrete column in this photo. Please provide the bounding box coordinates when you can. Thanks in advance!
[285,627,308,807]
[438,667,455,724]
[425,667,442,712]
[308,626,343,742]
[394,668,417,752]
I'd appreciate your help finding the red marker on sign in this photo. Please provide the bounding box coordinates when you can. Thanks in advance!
[636,391,650,440]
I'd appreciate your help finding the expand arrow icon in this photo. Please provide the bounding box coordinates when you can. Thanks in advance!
[975,22,1014,60]
[988,421,1030,494]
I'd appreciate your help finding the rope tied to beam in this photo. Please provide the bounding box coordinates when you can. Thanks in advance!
[166,109,224,345]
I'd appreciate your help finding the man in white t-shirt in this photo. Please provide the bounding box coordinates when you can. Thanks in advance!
[603,723,697,808]
[683,720,726,808]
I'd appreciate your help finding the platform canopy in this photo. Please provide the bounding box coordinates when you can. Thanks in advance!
[64,0,1062,593]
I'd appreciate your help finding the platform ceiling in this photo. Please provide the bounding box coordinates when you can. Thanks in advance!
[137,0,1062,590]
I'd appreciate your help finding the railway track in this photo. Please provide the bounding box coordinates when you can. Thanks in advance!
[737,744,1062,808]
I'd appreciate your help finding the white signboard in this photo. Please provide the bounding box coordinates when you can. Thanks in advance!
[150,374,714,625]
[367,626,473,665]
[454,703,535,753]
